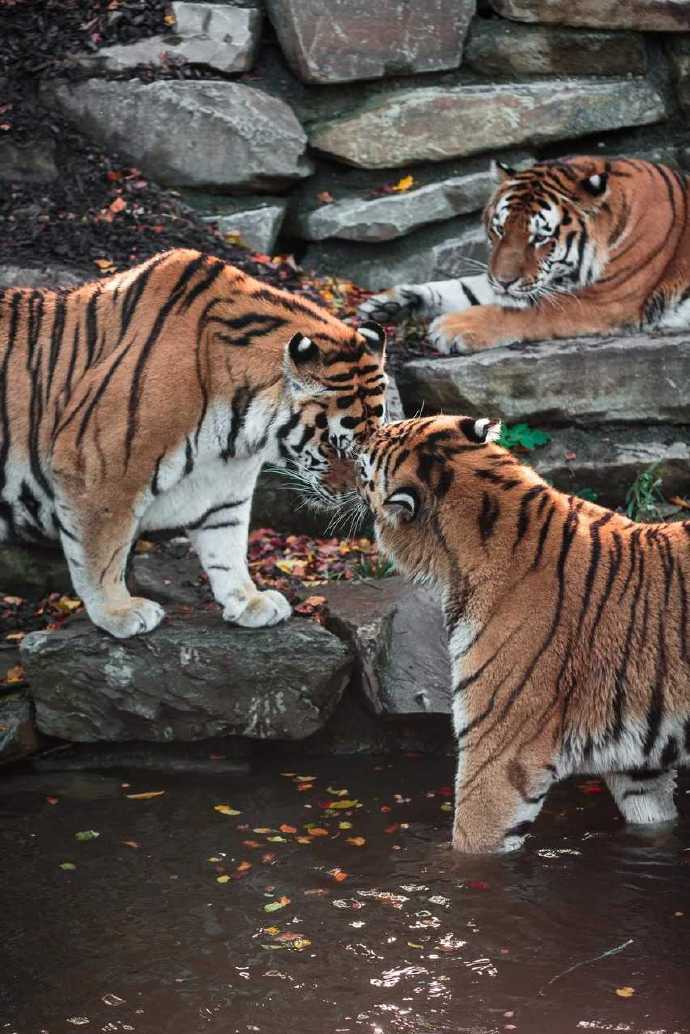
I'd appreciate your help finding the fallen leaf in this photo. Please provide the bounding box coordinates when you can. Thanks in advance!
[264,897,290,912]
[615,987,635,998]
[328,868,348,882]
[323,799,360,811]
[317,191,334,204]
[303,888,329,896]
[236,861,252,873]
[291,938,312,950]
[214,804,241,816]
[242,840,262,849]
[338,821,352,830]
[5,632,24,641]
[296,836,312,845]
[267,836,287,843]
[307,827,329,837]
[408,942,423,948]
[392,174,414,192]
[326,787,349,797]
[216,875,231,884]
[279,824,297,834]
[384,823,400,834]
[264,925,280,935]
[564,450,577,461]
[46,796,59,806]
[3,663,25,684]
[75,830,99,841]
[126,791,165,800]
[253,827,272,834]
[164,12,176,24]
[122,840,140,849]
[347,836,366,847]
[53,595,82,615]
[94,258,115,271]
[3,595,23,606]
[440,802,453,812]
[109,196,127,215]
[59,862,76,870]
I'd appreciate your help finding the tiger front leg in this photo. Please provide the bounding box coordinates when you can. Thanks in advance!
[54,487,165,639]
[357,275,493,324]
[186,498,291,629]
[605,770,678,825]
[451,747,555,853]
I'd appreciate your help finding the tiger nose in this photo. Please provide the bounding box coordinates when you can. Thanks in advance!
[496,276,518,290]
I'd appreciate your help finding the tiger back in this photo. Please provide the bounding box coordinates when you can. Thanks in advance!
[0,249,386,637]
[355,415,690,853]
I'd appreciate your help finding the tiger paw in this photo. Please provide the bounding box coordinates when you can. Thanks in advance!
[429,306,511,355]
[357,285,422,324]
[223,589,292,629]
[92,597,166,639]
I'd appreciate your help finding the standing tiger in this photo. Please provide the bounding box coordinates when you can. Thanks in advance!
[359,157,690,353]
[355,415,690,853]
[0,248,386,638]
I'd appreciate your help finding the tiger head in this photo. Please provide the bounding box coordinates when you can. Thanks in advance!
[278,320,387,507]
[355,415,506,583]
[484,156,615,305]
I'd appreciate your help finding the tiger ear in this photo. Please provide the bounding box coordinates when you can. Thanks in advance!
[358,320,386,355]
[383,487,418,524]
[581,172,608,197]
[490,159,516,184]
[459,416,502,444]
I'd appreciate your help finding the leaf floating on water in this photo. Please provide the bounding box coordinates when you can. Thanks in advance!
[253,827,272,834]
[4,663,25,684]
[46,796,59,806]
[267,836,287,843]
[328,868,348,883]
[74,830,100,842]
[236,861,252,874]
[279,824,297,834]
[264,897,290,912]
[216,875,231,884]
[323,799,360,811]
[440,802,453,812]
[296,836,312,845]
[242,840,261,849]
[214,804,241,816]
[326,787,349,797]
[123,840,140,849]
[338,821,352,830]
[59,862,76,870]
[615,987,635,998]
[307,827,329,837]
[126,791,166,800]
[347,837,366,847]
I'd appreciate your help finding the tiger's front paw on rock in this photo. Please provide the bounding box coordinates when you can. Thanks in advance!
[428,314,476,355]
[93,598,166,639]
[224,589,292,629]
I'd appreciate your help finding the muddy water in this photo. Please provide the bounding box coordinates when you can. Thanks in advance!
[0,759,688,1034]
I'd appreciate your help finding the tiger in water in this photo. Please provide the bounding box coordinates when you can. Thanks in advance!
[0,248,386,638]
[359,156,690,353]
[355,415,690,853]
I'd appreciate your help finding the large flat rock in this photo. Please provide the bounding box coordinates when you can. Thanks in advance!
[265,0,475,84]
[397,332,690,426]
[490,0,690,31]
[530,426,690,505]
[322,577,451,717]
[294,170,492,243]
[21,614,353,742]
[44,79,312,191]
[308,79,666,169]
[464,19,646,77]
[304,217,488,291]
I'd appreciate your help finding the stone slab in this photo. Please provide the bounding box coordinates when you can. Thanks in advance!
[490,0,690,31]
[464,18,647,77]
[265,0,475,84]
[308,79,666,169]
[397,332,690,426]
[44,79,313,191]
[21,613,353,743]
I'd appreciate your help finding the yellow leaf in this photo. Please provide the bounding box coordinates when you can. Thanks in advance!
[3,663,25,684]
[164,12,176,24]
[291,938,312,950]
[267,836,287,843]
[408,942,423,949]
[253,827,272,834]
[94,258,115,271]
[392,175,414,193]
[326,787,349,797]
[264,896,290,912]
[338,821,352,830]
[125,790,165,800]
[325,799,360,810]
[296,836,312,844]
[54,595,82,615]
[216,875,231,884]
[5,632,24,642]
[264,926,280,935]
[615,987,635,998]
[346,836,366,847]
[214,804,241,816]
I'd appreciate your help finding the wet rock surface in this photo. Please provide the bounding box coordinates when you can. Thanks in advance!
[265,0,475,84]
[0,693,38,765]
[0,545,72,598]
[397,332,690,426]
[44,79,313,191]
[21,613,354,743]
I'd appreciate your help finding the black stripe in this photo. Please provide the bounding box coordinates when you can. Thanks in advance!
[460,281,480,306]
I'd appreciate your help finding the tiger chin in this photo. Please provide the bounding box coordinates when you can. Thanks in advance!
[0,249,386,639]
[355,415,690,854]
[358,156,690,354]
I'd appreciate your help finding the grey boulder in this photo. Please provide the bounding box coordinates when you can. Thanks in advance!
[21,614,353,742]
[0,693,38,765]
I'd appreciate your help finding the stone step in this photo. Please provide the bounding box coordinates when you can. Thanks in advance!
[308,78,666,169]
[397,332,690,426]
[21,613,353,743]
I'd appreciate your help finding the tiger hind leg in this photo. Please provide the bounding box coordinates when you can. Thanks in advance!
[605,770,678,824]
[54,489,164,639]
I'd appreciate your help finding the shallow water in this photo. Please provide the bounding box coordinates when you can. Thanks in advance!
[0,759,688,1034]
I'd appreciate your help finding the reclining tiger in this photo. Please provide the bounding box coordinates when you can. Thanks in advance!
[0,248,386,638]
[359,156,690,353]
[354,415,690,853]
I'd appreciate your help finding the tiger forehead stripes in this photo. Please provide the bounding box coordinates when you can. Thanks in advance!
[356,416,690,854]
[358,156,690,353]
[0,248,386,637]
